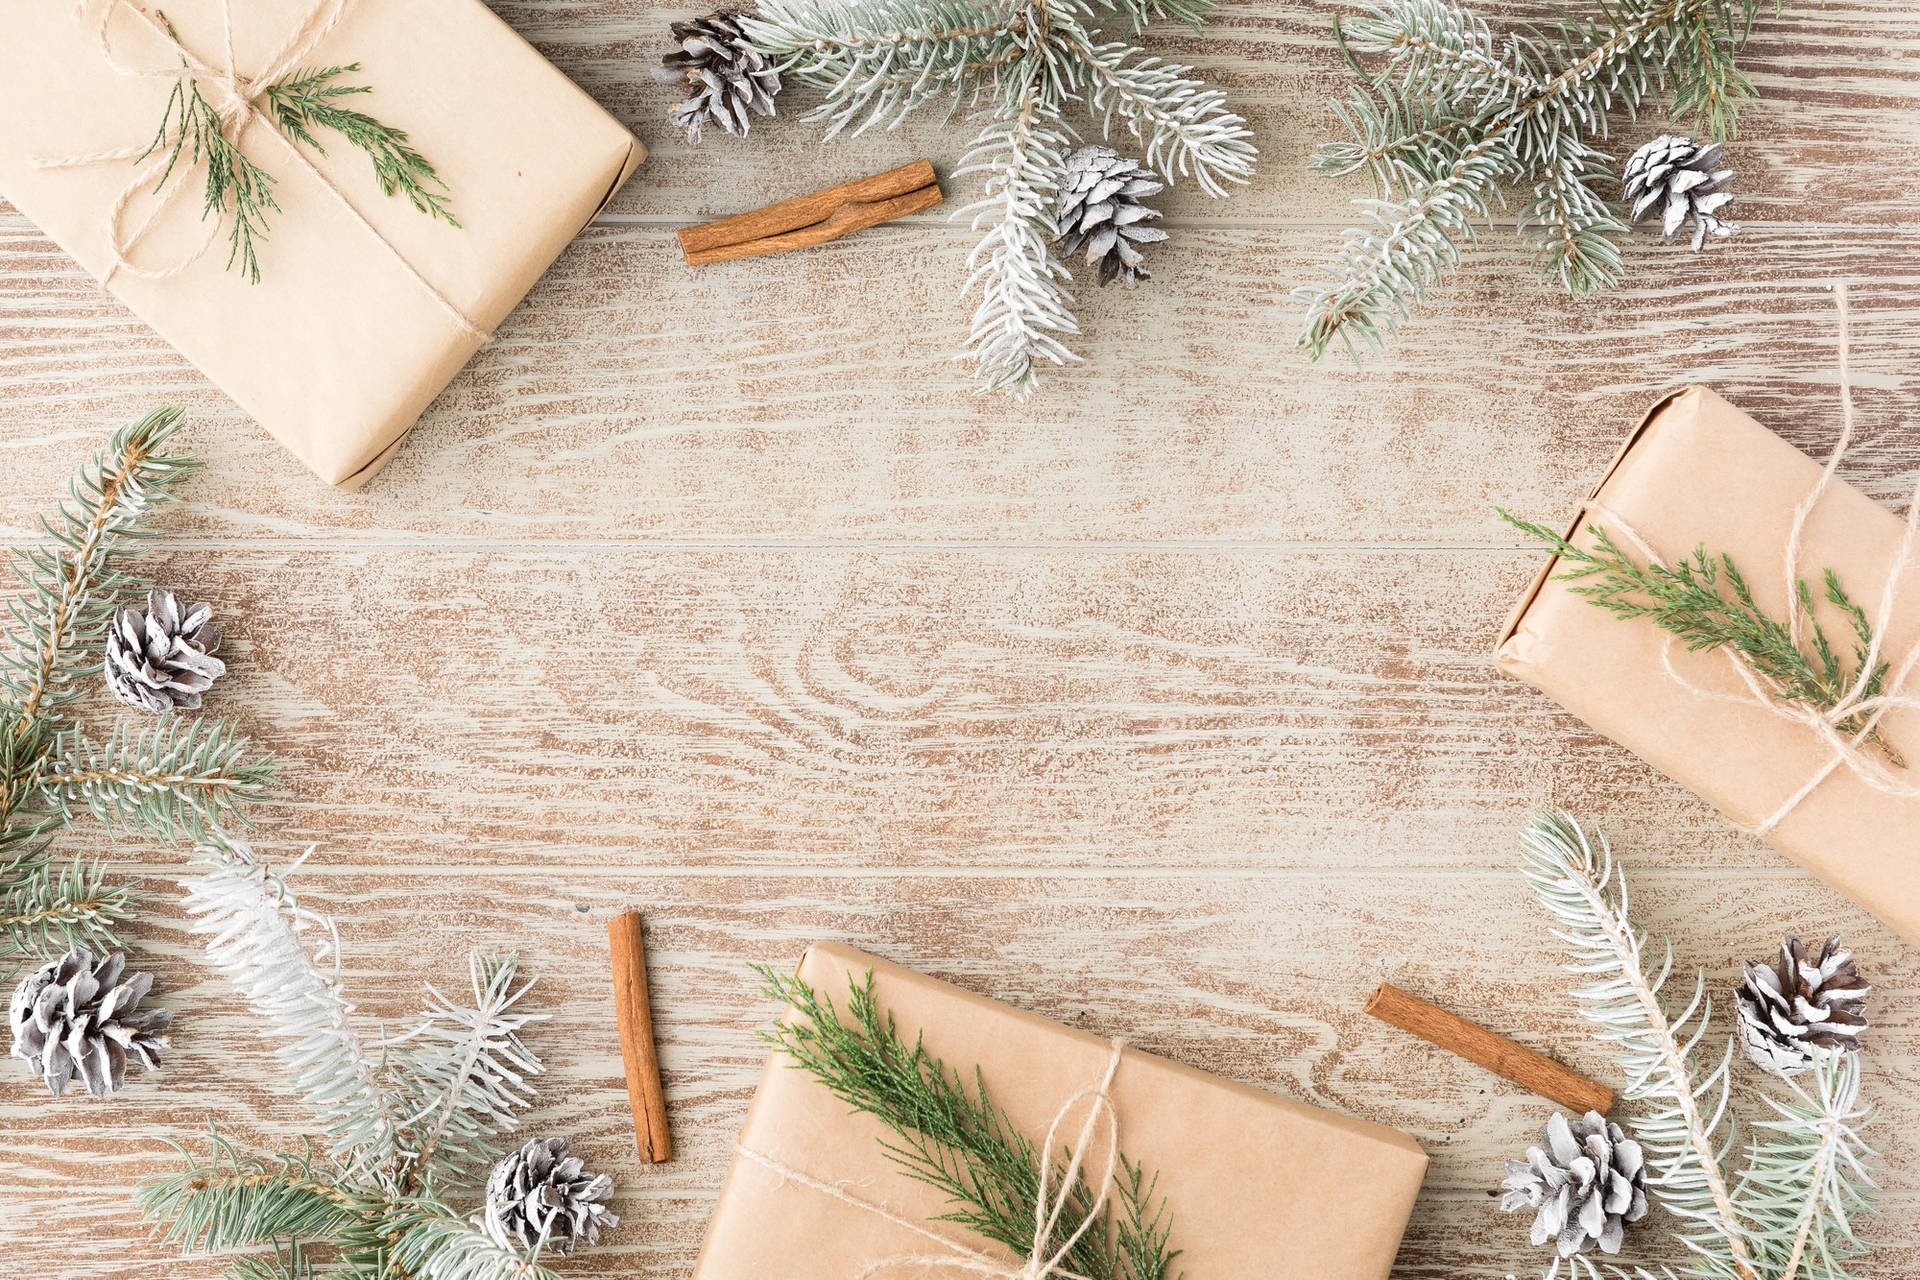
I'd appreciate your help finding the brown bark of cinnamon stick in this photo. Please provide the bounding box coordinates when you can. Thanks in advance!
[1365,982,1613,1116]
[679,159,942,266]
[609,910,673,1163]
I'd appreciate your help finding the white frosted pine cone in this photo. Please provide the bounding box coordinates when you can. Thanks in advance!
[104,588,225,712]
[9,948,171,1098]
[1500,1110,1648,1257]
[483,1136,618,1254]
[1736,934,1869,1076]
[1623,134,1736,250]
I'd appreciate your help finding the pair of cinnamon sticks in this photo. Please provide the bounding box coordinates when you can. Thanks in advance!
[678,159,942,266]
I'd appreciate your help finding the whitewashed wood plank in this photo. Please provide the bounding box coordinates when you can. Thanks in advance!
[14,543,1894,877]
[1,225,1916,544]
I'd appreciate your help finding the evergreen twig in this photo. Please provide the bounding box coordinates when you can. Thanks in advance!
[141,73,279,283]
[757,964,1181,1280]
[1517,814,1880,1280]
[267,65,459,226]
[1502,512,1906,767]
[737,0,1254,397]
[1300,0,1770,361]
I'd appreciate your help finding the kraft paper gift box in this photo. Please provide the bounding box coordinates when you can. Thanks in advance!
[694,942,1430,1280]
[0,0,644,488]
[1498,386,1920,946]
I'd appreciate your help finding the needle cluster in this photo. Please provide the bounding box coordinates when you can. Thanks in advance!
[735,0,1256,397]
[756,964,1181,1280]
[142,839,568,1280]
[1516,815,1876,1280]
[0,409,274,969]
[1300,0,1770,361]
[1502,513,1906,767]
[141,60,454,284]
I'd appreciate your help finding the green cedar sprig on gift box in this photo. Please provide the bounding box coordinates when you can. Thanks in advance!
[1500,512,1907,768]
[1299,0,1769,361]
[141,838,615,1280]
[1509,815,1876,1280]
[141,17,455,283]
[0,408,275,971]
[755,964,1181,1280]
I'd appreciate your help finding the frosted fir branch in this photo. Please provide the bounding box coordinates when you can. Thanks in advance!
[1301,0,1769,360]
[385,1199,567,1280]
[957,90,1081,397]
[1519,814,1760,1280]
[1093,0,1215,35]
[0,856,135,959]
[741,0,1037,136]
[385,952,546,1190]
[1074,39,1256,196]
[1737,1052,1875,1280]
[42,718,276,845]
[0,407,199,725]
[180,840,407,1172]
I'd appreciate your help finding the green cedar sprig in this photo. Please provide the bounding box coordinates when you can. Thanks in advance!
[1501,511,1905,767]
[267,65,459,227]
[755,963,1182,1280]
[140,59,455,283]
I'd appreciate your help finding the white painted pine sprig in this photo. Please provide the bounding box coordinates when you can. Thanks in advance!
[1511,815,1876,1280]
[730,0,1257,398]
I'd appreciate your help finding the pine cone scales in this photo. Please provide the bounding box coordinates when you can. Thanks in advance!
[483,1137,618,1254]
[1055,146,1169,287]
[1623,134,1736,250]
[1736,934,1869,1076]
[9,949,171,1098]
[1501,1110,1648,1258]
[104,588,225,712]
[658,12,781,144]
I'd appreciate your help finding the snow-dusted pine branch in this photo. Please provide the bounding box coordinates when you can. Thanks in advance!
[180,839,406,1170]
[728,0,1255,395]
[1517,814,1880,1280]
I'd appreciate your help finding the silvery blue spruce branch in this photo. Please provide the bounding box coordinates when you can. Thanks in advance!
[1300,0,1769,362]
[0,409,274,975]
[141,837,613,1280]
[1511,815,1877,1280]
[661,0,1257,397]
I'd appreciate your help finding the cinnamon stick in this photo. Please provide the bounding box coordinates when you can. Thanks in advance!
[679,159,942,266]
[1365,982,1613,1116]
[609,910,673,1163]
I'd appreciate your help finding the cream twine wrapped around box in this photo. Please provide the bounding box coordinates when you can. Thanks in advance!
[36,0,488,340]
[738,1038,1130,1280]
[1573,285,1920,836]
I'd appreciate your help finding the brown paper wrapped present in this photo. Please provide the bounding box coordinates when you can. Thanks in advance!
[1498,386,1920,946]
[0,0,644,488]
[694,942,1429,1280]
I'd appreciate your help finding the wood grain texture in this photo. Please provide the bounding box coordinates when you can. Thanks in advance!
[2,0,1920,1277]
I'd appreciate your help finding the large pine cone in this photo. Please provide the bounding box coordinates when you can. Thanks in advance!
[1736,934,1869,1076]
[658,13,781,144]
[1054,146,1169,288]
[483,1136,618,1254]
[1500,1110,1648,1258]
[9,949,171,1098]
[104,588,225,712]
[1623,134,1736,250]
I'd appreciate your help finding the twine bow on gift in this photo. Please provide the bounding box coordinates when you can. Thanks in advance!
[737,1037,1129,1280]
[1584,283,1920,836]
[34,0,488,339]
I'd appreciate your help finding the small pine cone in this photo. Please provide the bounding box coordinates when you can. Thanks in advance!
[1736,934,1869,1076]
[656,12,781,144]
[1623,134,1736,250]
[104,588,225,713]
[9,948,171,1098]
[1054,146,1168,288]
[483,1137,618,1254]
[1500,1110,1648,1258]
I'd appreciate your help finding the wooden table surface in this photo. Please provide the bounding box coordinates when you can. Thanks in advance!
[3,2,1918,1276]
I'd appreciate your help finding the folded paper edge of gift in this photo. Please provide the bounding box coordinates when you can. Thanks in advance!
[1494,385,1696,654]
[692,940,1428,1278]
